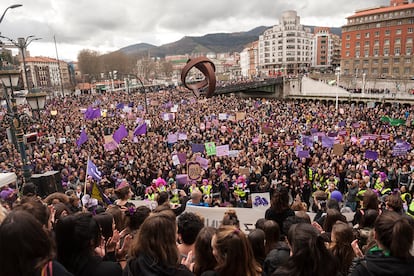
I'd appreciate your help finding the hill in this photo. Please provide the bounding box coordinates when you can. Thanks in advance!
[118,25,341,57]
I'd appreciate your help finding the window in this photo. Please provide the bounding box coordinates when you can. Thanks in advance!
[396,29,402,35]
[384,39,390,45]
[364,59,369,65]
[356,33,361,39]
[365,41,370,46]
[382,68,389,74]
[356,50,360,57]
[346,34,350,40]
[408,28,413,34]
[407,38,413,44]
[407,47,412,55]
[405,58,411,63]
[393,58,400,63]
[375,31,380,36]
[374,49,379,56]
[395,38,401,44]
[364,50,369,57]
[373,59,379,64]
[404,67,411,74]
[374,40,379,46]
[346,51,350,57]
[393,67,399,74]
[395,47,401,55]
[385,30,390,36]
[365,32,370,38]
[356,42,360,47]
[384,59,389,64]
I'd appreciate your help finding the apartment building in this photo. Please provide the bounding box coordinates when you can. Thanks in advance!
[23,56,72,90]
[258,10,313,75]
[312,27,341,71]
[341,0,414,79]
[240,41,259,78]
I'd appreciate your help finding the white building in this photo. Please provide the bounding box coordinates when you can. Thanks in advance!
[258,10,313,75]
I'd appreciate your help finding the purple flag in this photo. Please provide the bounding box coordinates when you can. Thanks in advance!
[87,160,102,181]
[365,150,379,160]
[76,129,88,148]
[298,150,310,158]
[338,121,346,127]
[133,123,147,136]
[302,136,313,147]
[393,144,408,156]
[116,102,124,109]
[113,124,128,143]
[338,130,347,136]
[322,136,334,148]
[192,144,205,153]
[84,107,101,120]
[327,131,338,138]
[177,153,187,164]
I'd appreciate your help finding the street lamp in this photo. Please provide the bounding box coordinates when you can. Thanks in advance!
[0,35,42,92]
[25,88,47,118]
[335,67,341,111]
[0,68,32,187]
[0,4,22,24]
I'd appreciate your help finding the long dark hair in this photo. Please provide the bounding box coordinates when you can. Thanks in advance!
[374,211,413,259]
[193,227,218,276]
[55,212,101,275]
[276,223,339,276]
[330,221,355,274]
[0,210,54,276]
[270,187,290,213]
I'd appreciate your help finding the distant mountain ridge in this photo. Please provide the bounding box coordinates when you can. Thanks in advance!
[119,25,341,57]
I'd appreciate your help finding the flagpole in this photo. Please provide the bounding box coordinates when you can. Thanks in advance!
[84,156,90,197]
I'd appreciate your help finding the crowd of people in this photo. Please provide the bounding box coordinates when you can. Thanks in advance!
[1,84,414,275]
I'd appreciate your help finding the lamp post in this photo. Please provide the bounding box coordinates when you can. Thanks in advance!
[0,69,33,187]
[26,88,47,119]
[362,72,366,94]
[335,67,341,111]
[0,4,22,24]
[0,35,42,92]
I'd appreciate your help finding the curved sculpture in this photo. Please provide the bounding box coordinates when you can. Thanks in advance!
[181,57,216,97]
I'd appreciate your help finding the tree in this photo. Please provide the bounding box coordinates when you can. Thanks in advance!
[160,60,174,78]
[77,49,103,80]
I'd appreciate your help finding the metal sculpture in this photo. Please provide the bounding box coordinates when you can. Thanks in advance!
[181,57,216,97]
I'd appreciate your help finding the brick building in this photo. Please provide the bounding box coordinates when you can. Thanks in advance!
[341,0,414,80]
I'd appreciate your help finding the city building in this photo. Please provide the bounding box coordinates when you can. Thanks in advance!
[312,27,341,71]
[258,10,313,76]
[240,41,259,78]
[341,0,414,81]
[24,56,72,91]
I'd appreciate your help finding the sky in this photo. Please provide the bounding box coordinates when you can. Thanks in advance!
[0,0,391,61]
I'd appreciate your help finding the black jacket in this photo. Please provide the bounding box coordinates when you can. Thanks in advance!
[123,254,193,276]
[350,250,414,276]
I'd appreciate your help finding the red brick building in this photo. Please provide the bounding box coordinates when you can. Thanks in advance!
[341,0,414,80]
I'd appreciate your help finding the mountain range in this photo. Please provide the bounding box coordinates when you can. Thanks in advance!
[118,25,342,58]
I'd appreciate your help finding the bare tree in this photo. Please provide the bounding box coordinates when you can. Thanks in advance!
[77,49,103,80]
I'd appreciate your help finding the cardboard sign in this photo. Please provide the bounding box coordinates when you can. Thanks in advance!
[333,144,344,156]
[188,162,202,181]
[236,112,246,121]
[239,167,250,178]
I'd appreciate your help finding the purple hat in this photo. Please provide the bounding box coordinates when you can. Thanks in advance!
[379,172,387,181]
[330,190,343,202]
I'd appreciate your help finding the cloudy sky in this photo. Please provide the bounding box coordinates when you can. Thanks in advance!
[0,0,390,61]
